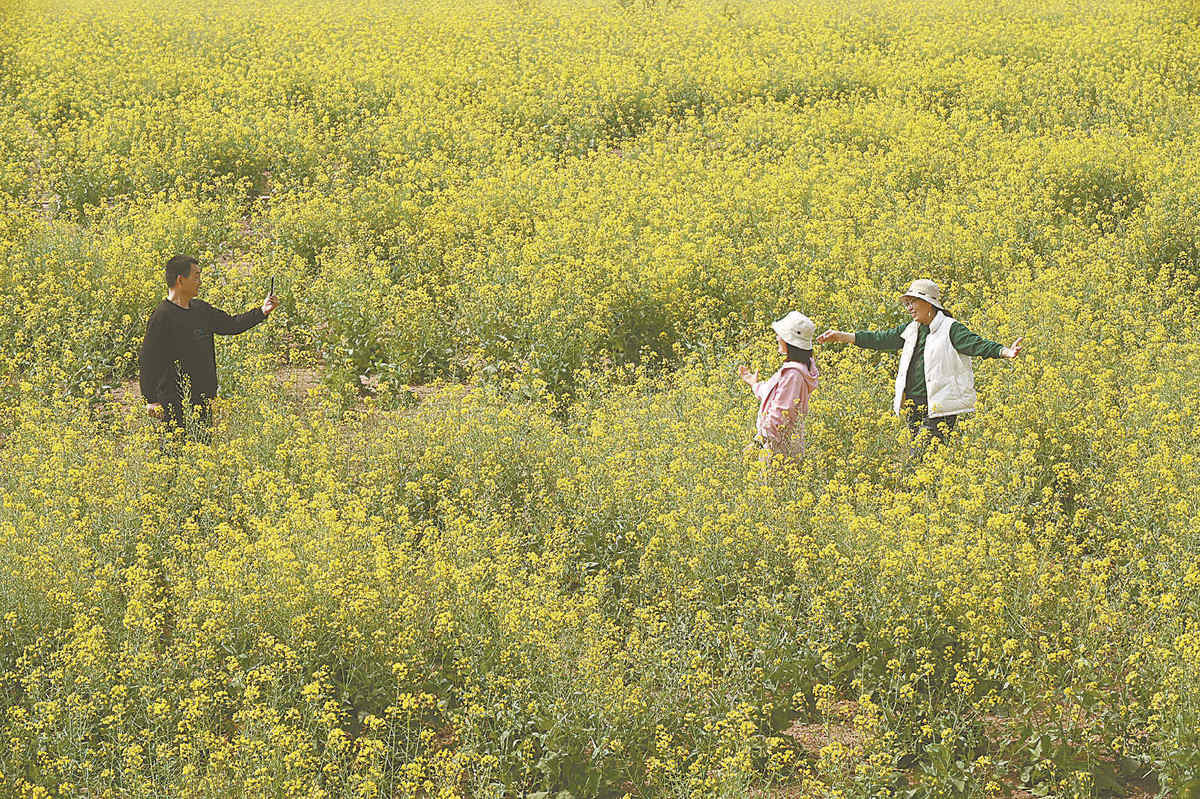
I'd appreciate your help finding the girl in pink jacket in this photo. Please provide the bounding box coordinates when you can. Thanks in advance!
[737,311,819,458]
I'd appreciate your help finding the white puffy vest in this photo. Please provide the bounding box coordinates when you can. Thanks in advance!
[893,311,976,418]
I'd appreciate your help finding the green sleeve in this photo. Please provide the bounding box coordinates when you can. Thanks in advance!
[852,323,906,352]
[949,321,1004,358]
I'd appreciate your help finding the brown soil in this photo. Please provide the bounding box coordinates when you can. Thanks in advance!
[782,701,865,757]
[275,366,324,401]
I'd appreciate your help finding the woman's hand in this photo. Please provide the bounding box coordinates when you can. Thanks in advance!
[817,330,854,345]
[1000,337,1024,359]
[736,364,757,385]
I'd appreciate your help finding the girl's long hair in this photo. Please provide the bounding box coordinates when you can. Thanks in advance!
[784,342,813,368]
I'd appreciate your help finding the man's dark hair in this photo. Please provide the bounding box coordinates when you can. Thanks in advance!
[785,343,813,367]
[165,255,199,288]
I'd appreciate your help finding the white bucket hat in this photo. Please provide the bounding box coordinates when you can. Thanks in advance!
[771,311,815,350]
[900,278,945,311]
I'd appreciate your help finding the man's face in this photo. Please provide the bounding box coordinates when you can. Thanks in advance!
[902,296,935,325]
[175,265,201,299]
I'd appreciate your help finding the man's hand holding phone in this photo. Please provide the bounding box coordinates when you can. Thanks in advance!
[262,275,279,316]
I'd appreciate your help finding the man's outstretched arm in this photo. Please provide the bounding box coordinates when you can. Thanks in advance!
[207,294,278,335]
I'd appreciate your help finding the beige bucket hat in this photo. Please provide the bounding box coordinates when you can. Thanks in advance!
[900,278,945,311]
[772,311,815,350]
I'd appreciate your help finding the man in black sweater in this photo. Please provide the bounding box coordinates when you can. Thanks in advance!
[139,254,278,434]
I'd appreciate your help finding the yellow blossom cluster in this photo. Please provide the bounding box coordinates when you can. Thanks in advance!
[2,0,1200,796]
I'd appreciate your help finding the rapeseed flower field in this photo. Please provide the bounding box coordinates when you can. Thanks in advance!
[2,0,1200,795]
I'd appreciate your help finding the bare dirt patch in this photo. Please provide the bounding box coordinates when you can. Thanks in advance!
[275,366,324,401]
[783,701,864,757]
[111,378,142,411]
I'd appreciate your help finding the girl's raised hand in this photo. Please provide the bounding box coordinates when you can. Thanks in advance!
[736,364,757,385]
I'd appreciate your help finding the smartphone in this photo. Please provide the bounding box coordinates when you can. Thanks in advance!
[269,275,275,296]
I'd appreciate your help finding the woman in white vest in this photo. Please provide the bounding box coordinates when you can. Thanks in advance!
[817,279,1023,448]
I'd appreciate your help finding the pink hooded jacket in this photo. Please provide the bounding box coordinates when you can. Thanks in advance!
[752,359,819,456]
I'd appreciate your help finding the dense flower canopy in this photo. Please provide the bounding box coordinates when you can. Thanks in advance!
[1,0,1199,796]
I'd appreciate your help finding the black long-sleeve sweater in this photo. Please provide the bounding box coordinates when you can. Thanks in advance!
[139,298,265,407]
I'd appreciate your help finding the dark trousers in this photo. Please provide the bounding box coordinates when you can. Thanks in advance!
[162,400,212,442]
[906,403,957,455]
